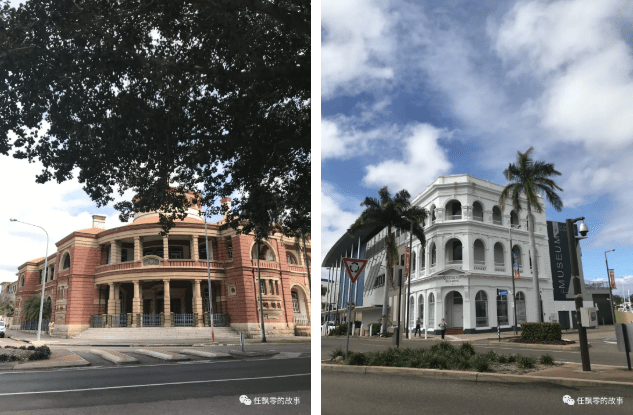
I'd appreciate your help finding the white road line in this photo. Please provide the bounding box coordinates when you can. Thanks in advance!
[0,373,310,396]
[0,356,311,375]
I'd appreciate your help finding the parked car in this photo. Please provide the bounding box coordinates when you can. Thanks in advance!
[0,321,5,338]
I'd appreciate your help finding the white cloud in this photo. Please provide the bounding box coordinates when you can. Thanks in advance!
[321,0,398,99]
[320,183,363,265]
[363,124,452,191]
[0,156,128,284]
[321,117,400,160]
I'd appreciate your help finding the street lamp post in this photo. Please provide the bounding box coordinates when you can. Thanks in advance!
[10,219,49,342]
[566,217,591,371]
[402,216,414,339]
[204,213,215,342]
[604,249,616,325]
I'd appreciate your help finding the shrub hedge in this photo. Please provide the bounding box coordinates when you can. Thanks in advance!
[520,322,561,341]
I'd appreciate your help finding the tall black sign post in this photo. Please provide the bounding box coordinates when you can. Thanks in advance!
[566,217,591,371]
[342,258,367,361]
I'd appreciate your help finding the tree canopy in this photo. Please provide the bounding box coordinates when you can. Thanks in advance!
[0,0,310,235]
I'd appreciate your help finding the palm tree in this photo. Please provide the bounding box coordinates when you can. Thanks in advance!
[350,187,426,335]
[499,147,563,322]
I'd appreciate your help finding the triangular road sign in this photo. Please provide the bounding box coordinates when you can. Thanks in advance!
[342,257,368,284]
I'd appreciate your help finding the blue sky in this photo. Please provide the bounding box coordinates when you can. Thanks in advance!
[321,0,633,298]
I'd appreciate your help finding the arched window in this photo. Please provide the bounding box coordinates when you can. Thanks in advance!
[412,251,416,272]
[512,245,522,273]
[445,200,462,220]
[516,291,527,323]
[430,243,436,266]
[492,206,502,225]
[430,205,436,224]
[409,296,415,329]
[473,239,485,269]
[62,254,71,270]
[476,291,488,327]
[420,247,425,269]
[428,293,435,328]
[510,211,520,228]
[494,242,505,270]
[445,238,462,264]
[473,201,484,221]
[286,253,298,265]
[418,294,424,326]
[291,291,300,313]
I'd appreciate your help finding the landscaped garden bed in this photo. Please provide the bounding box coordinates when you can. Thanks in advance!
[0,345,51,363]
[326,342,559,375]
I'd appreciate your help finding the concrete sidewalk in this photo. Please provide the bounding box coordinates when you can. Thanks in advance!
[322,362,633,388]
[6,329,310,347]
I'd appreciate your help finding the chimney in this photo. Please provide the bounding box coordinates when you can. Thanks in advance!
[92,215,106,229]
[220,198,231,222]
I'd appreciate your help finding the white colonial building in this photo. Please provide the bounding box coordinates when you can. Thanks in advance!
[361,175,556,334]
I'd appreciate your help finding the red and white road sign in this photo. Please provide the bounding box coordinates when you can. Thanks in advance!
[342,257,368,284]
[404,247,410,277]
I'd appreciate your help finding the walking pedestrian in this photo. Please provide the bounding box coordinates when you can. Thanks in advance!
[438,318,446,340]
[414,317,421,337]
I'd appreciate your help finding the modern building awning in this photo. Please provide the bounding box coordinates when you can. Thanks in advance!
[321,223,381,268]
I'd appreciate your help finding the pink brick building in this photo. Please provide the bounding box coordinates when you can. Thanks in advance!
[13,199,311,338]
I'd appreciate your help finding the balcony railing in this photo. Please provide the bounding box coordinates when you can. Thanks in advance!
[446,215,462,221]
[294,314,310,326]
[173,313,194,327]
[473,215,484,222]
[473,260,486,270]
[585,281,610,290]
[511,224,521,229]
[445,260,462,270]
[494,262,505,272]
[493,219,502,225]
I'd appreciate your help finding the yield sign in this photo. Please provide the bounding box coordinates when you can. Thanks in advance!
[342,257,368,284]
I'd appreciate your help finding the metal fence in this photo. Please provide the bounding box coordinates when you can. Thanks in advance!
[173,313,194,327]
[205,313,228,327]
[111,314,127,327]
[91,315,104,328]
[20,320,49,331]
[143,314,161,327]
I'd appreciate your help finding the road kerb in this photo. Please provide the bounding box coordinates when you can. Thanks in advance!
[180,349,233,359]
[90,348,138,364]
[134,349,190,361]
[321,364,633,388]
[13,353,90,370]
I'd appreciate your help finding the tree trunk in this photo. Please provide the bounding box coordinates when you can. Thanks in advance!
[527,204,541,322]
[381,225,393,335]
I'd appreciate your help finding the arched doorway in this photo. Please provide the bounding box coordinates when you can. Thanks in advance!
[445,291,463,328]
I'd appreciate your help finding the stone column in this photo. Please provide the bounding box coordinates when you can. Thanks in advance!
[133,280,142,325]
[134,237,141,261]
[193,280,203,325]
[163,236,169,260]
[111,241,119,264]
[163,279,171,326]
[191,236,199,261]
[107,282,116,317]
[114,283,120,315]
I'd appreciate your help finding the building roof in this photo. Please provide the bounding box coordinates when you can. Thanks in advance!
[321,223,380,268]
[75,227,105,234]
[124,216,206,226]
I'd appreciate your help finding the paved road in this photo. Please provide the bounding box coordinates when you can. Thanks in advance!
[323,371,633,415]
[322,336,630,367]
[0,357,310,414]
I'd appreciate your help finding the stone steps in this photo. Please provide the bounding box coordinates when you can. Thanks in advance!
[73,327,241,340]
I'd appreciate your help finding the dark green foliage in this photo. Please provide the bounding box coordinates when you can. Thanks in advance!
[0,0,310,238]
[19,346,26,350]
[20,295,52,321]
[329,324,348,336]
[482,350,498,362]
[470,355,491,372]
[27,346,51,361]
[539,354,555,365]
[520,322,562,341]
[329,347,344,360]
[507,355,517,363]
[347,352,367,366]
[369,323,381,336]
[27,346,35,351]
[459,342,476,356]
[0,354,18,362]
[516,355,537,369]
[497,355,509,364]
